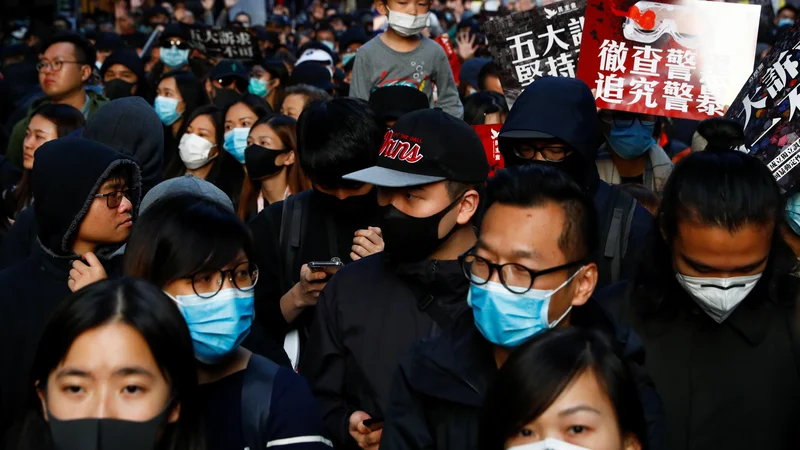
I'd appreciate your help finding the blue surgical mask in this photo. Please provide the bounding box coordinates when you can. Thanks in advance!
[779,18,795,28]
[169,288,255,364]
[607,120,656,160]
[248,78,270,97]
[154,96,181,126]
[786,193,800,236]
[467,270,582,348]
[160,45,189,69]
[321,40,336,52]
[342,53,356,66]
[224,128,251,163]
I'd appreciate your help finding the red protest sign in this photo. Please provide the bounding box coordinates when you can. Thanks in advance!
[472,124,504,177]
[576,0,760,121]
[435,35,462,85]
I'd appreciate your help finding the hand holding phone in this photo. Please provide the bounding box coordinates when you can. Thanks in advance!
[362,418,385,432]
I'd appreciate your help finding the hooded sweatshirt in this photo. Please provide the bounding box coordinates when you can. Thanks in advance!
[0,98,161,269]
[0,137,141,442]
[100,48,152,103]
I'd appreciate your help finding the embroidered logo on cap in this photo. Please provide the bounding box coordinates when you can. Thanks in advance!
[378,130,424,163]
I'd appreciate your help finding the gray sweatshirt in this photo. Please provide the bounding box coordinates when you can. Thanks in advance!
[350,35,464,119]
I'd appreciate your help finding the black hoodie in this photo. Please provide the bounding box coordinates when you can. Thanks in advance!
[0,98,160,269]
[100,48,152,104]
[0,137,141,442]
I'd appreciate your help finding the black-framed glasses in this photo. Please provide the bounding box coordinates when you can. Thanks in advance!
[185,262,259,299]
[459,247,584,294]
[94,189,131,209]
[36,60,85,72]
[513,143,570,162]
[599,111,657,129]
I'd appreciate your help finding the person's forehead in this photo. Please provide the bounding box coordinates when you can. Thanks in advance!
[674,220,772,263]
[518,137,569,147]
[43,42,77,59]
[482,202,567,258]
[108,63,133,73]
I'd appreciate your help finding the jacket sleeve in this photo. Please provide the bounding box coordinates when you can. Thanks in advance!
[265,368,334,449]
[298,279,354,447]
[0,206,36,270]
[5,117,27,170]
[431,45,464,119]
[349,49,372,101]
[380,353,435,450]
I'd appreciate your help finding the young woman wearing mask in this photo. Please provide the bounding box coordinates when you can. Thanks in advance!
[4,104,85,225]
[10,277,204,450]
[243,115,311,212]
[480,328,647,450]
[155,71,210,176]
[248,60,289,111]
[169,105,246,206]
[617,150,800,450]
[123,194,331,450]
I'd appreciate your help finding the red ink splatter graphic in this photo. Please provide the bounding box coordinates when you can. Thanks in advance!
[613,5,656,30]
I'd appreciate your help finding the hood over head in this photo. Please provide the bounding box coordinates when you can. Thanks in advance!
[82,97,163,194]
[33,137,142,258]
[100,48,151,102]
[499,77,601,187]
[140,174,234,215]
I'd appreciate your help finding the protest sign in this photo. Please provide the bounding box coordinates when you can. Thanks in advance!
[184,24,261,61]
[482,0,586,101]
[435,35,462,85]
[472,124,504,177]
[726,23,800,193]
[576,0,760,121]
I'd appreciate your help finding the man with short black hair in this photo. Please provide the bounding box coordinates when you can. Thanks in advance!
[380,164,665,450]
[300,108,489,450]
[6,32,108,169]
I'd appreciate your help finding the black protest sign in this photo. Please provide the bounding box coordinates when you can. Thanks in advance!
[482,0,586,101]
[726,23,800,193]
[184,24,261,61]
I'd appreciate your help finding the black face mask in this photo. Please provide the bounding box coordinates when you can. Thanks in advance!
[103,79,136,100]
[314,187,377,216]
[48,409,165,450]
[213,87,241,110]
[245,144,290,180]
[381,194,463,263]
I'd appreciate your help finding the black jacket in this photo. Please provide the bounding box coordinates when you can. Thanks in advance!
[607,270,800,450]
[380,298,668,450]
[298,254,470,449]
[0,138,141,443]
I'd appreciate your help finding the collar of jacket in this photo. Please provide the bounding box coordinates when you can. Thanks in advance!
[573,296,646,365]
[389,257,470,298]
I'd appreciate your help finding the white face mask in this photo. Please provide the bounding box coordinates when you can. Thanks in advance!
[508,438,590,450]
[179,133,217,170]
[675,272,762,323]
[387,8,430,36]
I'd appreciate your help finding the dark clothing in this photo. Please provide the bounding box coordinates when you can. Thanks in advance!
[100,49,153,104]
[0,138,140,442]
[380,298,667,450]
[248,189,382,347]
[299,254,470,449]
[199,370,247,450]
[607,272,800,450]
[620,174,645,185]
[0,206,36,269]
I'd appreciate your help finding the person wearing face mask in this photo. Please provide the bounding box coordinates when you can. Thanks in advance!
[247,98,385,373]
[206,59,250,111]
[315,22,338,53]
[100,48,151,102]
[604,150,800,450]
[299,108,488,449]
[123,192,331,450]
[7,278,205,450]
[155,71,211,176]
[596,110,673,196]
[350,0,464,119]
[149,25,192,85]
[248,60,289,110]
[380,164,666,450]
[338,26,370,70]
[499,77,653,289]
[774,5,797,32]
[480,328,648,450]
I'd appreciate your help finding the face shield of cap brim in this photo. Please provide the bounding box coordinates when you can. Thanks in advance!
[622,2,700,49]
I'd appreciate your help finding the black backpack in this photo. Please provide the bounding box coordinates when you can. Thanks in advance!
[241,353,280,450]
[596,186,637,287]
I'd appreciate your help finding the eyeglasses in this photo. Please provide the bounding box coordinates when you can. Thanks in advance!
[162,38,190,50]
[185,262,259,299]
[459,247,584,294]
[513,144,570,162]
[599,111,657,129]
[94,189,131,209]
[36,60,85,72]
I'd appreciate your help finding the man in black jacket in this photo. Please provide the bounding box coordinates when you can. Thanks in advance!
[0,137,141,444]
[499,76,653,288]
[299,108,489,449]
[380,164,666,450]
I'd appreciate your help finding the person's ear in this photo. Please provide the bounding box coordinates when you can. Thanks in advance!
[374,0,389,15]
[271,78,281,89]
[456,189,479,225]
[622,433,642,450]
[36,381,49,421]
[570,262,597,308]
[80,64,93,83]
[168,402,181,424]
[284,150,296,166]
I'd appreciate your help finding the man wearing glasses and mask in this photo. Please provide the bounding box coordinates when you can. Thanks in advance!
[498,76,654,288]
[6,32,108,170]
[380,164,666,450]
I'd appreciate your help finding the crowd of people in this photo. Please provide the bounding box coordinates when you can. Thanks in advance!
[1,0,800,449]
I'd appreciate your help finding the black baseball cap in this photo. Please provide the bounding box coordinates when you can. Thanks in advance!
[211,59,249,83]
[290,62,334,92]
[344,109,489,187]
[369,86,429,123]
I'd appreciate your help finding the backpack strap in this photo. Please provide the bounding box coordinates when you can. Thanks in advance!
[278,191,311,294]
[241,354,280,450]
[600,187,637,285]
[404,277,455,331]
